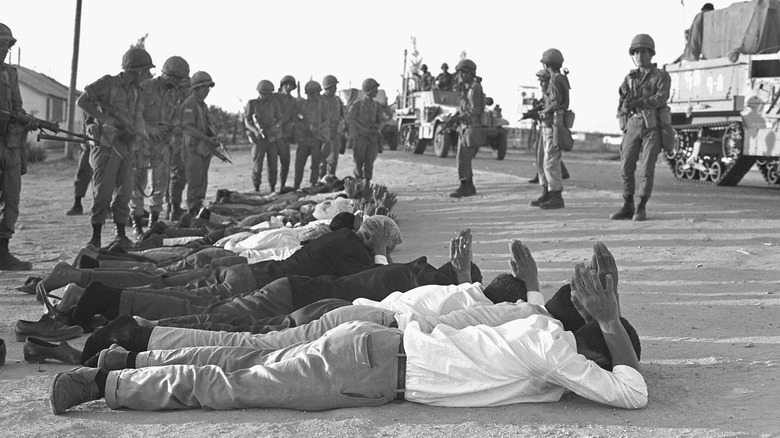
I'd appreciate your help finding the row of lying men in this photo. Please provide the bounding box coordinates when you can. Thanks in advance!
[65,47,385,250]
[14,191,646,413]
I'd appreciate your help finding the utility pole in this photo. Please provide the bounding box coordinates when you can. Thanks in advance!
[65,0,82,159]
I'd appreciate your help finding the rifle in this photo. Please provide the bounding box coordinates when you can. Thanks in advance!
[213,140,233,164]
[109,107,151,144]
[0,109,97,145]
[251,114,266,140]
[519,99,544,121]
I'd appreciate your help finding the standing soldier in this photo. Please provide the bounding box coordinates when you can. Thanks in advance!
[275,75,297,191]
[415,64,435,91]
[449,59,484,198]
[244,80,282,193]
[64,139,92,216]
[347,78,384,183]
[77,47,152,248]
[293,80,331,189]
[320,74,344,178]
[611,34,670,222]
[166,75,191,221]
[436,63,454,91]
[0,23,35,270]
[181,71,219,217]
[529,48,569,210]
[130,56,189,237]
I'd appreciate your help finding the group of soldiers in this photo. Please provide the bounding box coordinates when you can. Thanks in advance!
[413,63,455,91]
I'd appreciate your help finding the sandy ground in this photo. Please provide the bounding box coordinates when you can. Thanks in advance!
[0,145,778,438]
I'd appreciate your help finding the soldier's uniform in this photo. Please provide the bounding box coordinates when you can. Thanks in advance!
[450,59,484,198]
[65,145,92,215]
[181,90,214,213]
[0,25,34,269]
[131,75,183,228]
[436,64,454,91]
[539,71,569,193]
[274,90,296,190]
[320,75,344,178]
[294,82,331,189]
[80,66,146,246]
[245,88,282,192]
[167,77,191,220]
[347,79,384,182]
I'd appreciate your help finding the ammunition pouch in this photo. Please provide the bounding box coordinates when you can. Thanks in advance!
[187,136,213,158]
[3,123,26,149]
[641,109,658,130]
[459,125,485,148]
[657,106,675,153]
[553,110,574,152]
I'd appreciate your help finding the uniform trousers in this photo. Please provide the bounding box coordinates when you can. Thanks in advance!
[184,149,211,210]
[168,138,186,208]
[294,139,323,188]
[276,137,291,188]
[73,145,92,198]
[0,138,22,239]
[456,130,477,181]
[620,117,662,198]
[539,126,563,191]
[89,143,133,225]
[352,134,379,180]
[131,141,170,215]
[251,138,278,189]
[105,321,403,411]
[322,128,340,176]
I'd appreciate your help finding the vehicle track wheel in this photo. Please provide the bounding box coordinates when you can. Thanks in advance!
[706,160,723,182]
[766,162,780,184]
[674,158,687,179]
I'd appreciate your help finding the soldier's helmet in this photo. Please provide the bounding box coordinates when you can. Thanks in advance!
[304,80,322,95]
[629,34,656,56]
[256,80,275,93]
[190,71,215,89]
[361,78,380,93]
[0,23,16,47]
[162,56,190,79]
[280,75,297,90]
[122,47,155,71]
[540,48,564,67]
[455,59,477,73]
[322,75,339,89]
[441,63,449,70]
[536,69,551,80]
[421,64,428,71]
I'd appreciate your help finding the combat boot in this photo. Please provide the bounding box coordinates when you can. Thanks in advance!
[449,180,469,198]
[465,179,477,196]
[539,190,565,210]
[114,223,133,249]
[609,195,635,220]
[130,215,144,240]
[530,185,550,207]
[0,238,32,271]
[88,223,102,248]
[65,197,84,216]
[169,204,184,222]
[527,175,539,184]
[633,196,649,221]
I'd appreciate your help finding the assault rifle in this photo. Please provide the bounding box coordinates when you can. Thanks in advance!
[519,99,544,121]
[213,140,233,164]
[0,109,96,145]
[109,108,151,144]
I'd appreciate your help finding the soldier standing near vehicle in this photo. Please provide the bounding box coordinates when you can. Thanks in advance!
[275,75,297,191]
[181,71,219,216]
[436,63,454,91]
[347,78,384,183]
[77,48,152,248]
[415,64,435,91]
[449,59,484,198]
[320,75,344,178]
[130,56,189,238]
[611,34,670,222]
[0,23,35,270]
[245,80,282,193]
[527,70,571,185]
[529,48,569,210]
[293,80,331,189]
[166,75,191,221]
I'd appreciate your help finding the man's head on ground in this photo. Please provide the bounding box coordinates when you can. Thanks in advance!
[545,283,586,333]
[436,260,482,285]
[482,273,527,304]
[574,317,641,371]
[356,215,402,255]
[329,212,356,231]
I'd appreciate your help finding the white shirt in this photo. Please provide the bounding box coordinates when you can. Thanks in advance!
[403,314,648,410]
[353,282,492,320]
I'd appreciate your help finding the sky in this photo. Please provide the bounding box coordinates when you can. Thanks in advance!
[4,0,740,134]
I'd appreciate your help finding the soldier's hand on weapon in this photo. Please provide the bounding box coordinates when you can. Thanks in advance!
[145,123,164,142]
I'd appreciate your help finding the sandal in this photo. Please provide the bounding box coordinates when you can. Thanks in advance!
[17,276,42,295]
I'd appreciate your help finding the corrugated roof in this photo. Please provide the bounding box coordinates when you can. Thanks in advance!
[14,64,81,99]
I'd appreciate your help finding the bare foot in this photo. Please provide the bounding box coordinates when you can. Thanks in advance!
[56,284,85,313]
[133,316,158,328]
[40,262,82,292]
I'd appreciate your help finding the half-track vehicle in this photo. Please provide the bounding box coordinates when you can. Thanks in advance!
[396,90,508,160]
[664,0,780,187]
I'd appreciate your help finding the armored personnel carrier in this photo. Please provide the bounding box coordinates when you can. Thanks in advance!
[664,0,780,187]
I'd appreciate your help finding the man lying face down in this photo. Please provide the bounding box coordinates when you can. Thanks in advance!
[51,236,646,414]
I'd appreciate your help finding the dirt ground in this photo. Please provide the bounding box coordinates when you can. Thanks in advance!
[0,145,778,438]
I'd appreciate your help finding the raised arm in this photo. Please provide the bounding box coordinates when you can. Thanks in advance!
[448,228,472,283]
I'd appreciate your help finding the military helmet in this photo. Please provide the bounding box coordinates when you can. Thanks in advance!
[421,64,428,71]
[190,71,215,89]
[161,56,190,79]
[455,59,477,73]
[540,48,564,67]
[304,80,322,95]
[535,69,550,80]
[629,34,656,56]
[361,78,380,93]
[280,75,297,89]
[122,47,155,71]
[441,63,449,70]
[256,79,275,93]
[0,23,16,47]
[322,74,339,89]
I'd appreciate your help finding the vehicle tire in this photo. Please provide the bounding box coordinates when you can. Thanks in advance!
[674,157,687,179]
[414,139,430,155]
[433,125,453,158]
[495,130,508,160]
[384,128,399,151]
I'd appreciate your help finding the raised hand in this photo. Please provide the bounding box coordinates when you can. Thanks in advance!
[449,228,472,283]
[509,239,539,291]
[590,242,620,309]
[570,263,620,328]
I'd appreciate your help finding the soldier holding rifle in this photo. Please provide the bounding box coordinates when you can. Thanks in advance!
[244,80,282,193]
